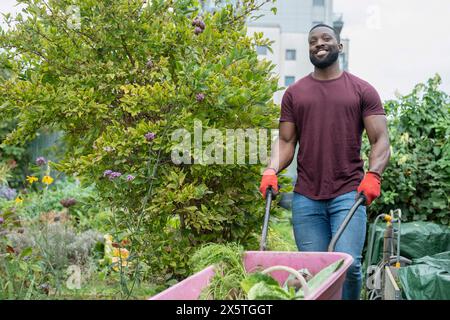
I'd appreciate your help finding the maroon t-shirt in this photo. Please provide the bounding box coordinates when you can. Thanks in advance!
[280,71,385,200]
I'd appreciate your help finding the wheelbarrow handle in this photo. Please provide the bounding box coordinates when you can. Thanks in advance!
[259,187,273,251]
[327,193,367,252]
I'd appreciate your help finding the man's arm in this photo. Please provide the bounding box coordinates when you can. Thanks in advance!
[259,122,297,198]
[363,115,391,175]
[266,121,298,173]
[357,114,391,204]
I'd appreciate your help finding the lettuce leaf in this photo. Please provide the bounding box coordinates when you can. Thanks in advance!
[241,272,279,294]
[296,258,344,298]
[247,281,292,300]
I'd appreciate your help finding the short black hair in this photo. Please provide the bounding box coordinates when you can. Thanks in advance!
[309,23,340,43]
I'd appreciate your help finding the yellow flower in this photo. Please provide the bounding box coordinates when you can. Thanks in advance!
[112,248,130,271]
[112,247,130,259]
[42,175,54,185]
[398,155,409,165]
[15,196,23,204]
[26,176,38,184]
[112,258,129,271]
[400,132,410,144]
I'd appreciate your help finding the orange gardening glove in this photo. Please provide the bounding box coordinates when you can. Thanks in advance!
[259,168,278,199]
[357,171,381,205]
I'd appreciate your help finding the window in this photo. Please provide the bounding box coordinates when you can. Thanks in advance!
[285,76,295,86]
[313,0,325,6]
[256,45,268,55]
[285,49,296,61]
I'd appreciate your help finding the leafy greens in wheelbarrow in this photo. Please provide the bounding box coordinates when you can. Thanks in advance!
[189,243,345,300]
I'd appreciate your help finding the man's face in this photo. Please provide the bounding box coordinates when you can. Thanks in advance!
[308,27,342,69]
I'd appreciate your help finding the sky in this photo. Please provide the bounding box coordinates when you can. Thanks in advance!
[0,0,21,22]
[334,0,450,100]
[1,0,450,100]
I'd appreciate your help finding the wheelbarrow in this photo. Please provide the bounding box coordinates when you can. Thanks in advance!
[150,188,366,300]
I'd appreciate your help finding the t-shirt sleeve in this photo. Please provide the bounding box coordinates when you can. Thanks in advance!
[361,83,386,118]
[280,89,295,123]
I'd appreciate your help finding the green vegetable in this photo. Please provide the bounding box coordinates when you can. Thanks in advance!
[244,272,300,300]
[247,281,292,300]
[245,259,345,300]
[241,272,279,294]
[190,244,345,300]
[296,258,344,298]
[189,243,247,300]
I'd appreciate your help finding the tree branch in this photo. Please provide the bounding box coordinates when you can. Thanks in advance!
[120,35,136,68]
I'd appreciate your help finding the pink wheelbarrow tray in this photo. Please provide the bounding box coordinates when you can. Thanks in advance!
[150,189,366,300]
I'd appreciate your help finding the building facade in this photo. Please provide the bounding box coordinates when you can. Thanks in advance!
[246,0,349,104]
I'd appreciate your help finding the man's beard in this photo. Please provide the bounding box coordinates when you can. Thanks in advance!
[309,48,340,69]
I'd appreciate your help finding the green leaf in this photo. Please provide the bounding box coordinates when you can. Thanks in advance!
[241,272,279,294]
[19,247,33,258]
[25,275,35,300]
[296,259,344,298]
[247,281,291,300]
[433,146,441,157]
[18,261,28,272]
[30,264,43,273]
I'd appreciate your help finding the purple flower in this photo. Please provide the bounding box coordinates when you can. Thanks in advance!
[36,157,47,166]
[126,175,135,182]
[108,172,122,180]
[191,17,200,27]
[0,217,4,225]
[103,170,113,177]
[192,17,205,30]
[194,27,203,35]
[145,132,156,142]
[0,185,17,201]
[196,93,205,102]
[103,146,114,153]
[103,170,122,180]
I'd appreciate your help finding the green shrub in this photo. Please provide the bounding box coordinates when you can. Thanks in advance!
[1,205,104,299]
[0,0,282,287]
[0,247,46,300]
[7,223,103,270]
[1,177,111,230]
[363,74,450,223]
[0,207,45,299]
[0,118,31,190]
[0,54,34,187]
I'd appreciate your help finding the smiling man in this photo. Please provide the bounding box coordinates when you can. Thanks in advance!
[259,24,391,300]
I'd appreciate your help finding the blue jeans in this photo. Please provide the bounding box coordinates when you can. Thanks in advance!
[292,191,366,300]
